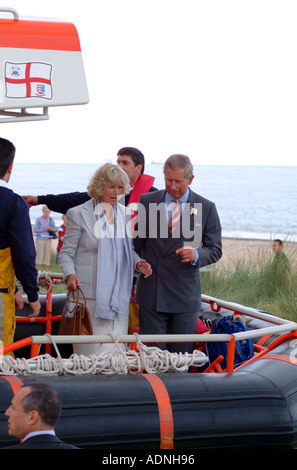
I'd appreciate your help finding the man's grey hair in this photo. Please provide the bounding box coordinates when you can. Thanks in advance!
[163,154,193,179]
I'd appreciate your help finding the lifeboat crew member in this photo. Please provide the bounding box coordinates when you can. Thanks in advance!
[0,138,40,351]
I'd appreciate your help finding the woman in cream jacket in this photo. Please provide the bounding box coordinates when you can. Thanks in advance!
[59,163,151,356]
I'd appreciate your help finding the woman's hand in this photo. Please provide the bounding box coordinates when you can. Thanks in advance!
[66,274,81,292]
[136,259,152,278]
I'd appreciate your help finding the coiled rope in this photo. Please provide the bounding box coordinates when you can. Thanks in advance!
[0,334,207,376]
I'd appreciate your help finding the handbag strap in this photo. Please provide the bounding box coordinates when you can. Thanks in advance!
[76,288,88,319]
[77,287,87,304]
[65,287,87,311]
[66,289,80,313]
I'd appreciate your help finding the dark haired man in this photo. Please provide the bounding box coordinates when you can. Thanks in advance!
[272,239,284,254]
[5,383,78,449]
[0,137,40,350]
[272,238,289,273]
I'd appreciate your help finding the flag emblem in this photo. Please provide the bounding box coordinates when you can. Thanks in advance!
[5,62,53,100]
[36,84,46,97]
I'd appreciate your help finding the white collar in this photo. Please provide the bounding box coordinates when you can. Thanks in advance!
[22,430,56,442]
[0,179,10,189]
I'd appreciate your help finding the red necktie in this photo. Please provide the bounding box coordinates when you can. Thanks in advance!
[169,199,180,233]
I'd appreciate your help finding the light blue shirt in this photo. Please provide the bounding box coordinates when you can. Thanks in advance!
[165,189,199,265]
[34,216,57,240]
[165,188,189,219]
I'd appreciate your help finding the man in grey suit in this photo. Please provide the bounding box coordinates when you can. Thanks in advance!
[134,154,222,353]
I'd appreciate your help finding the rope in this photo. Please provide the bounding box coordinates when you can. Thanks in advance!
[0,334,207,376]
[37,271,64,293]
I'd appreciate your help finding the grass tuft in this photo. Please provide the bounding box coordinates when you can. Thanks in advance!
[201,246,297,320]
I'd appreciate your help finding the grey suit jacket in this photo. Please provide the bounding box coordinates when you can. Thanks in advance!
[59,199,141,299]
[134,188,222,313]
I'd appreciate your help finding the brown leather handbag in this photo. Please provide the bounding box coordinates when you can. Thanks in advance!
[58,288,93,336]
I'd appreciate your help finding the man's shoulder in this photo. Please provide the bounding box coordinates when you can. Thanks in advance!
[3,434,79,449]
[149,185,158,193]
[0,186,15,201]
[0,186,27,210]
[188,188,215,206]
[139,189,165,203]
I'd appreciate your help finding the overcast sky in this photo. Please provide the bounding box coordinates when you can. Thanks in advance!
[1,0,297,165]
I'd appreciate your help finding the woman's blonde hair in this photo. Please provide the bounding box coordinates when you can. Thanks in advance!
[87,163,130,200]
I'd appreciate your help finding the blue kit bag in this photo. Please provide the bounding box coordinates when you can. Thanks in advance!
[207,314,254,370]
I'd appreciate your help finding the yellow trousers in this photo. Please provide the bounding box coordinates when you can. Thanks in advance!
[0,247,16,352]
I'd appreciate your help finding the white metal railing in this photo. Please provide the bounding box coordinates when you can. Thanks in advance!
[30,323,297,347]
[201,293,293,325]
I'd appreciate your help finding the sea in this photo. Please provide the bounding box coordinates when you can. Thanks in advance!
[9,162,297,242]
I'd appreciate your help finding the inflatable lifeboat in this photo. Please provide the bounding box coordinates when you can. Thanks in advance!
[1,274,297,450]
[1,9,297,450]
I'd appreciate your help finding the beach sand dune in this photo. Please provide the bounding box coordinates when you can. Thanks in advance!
[50,236,296,265]
[220,238,296,264]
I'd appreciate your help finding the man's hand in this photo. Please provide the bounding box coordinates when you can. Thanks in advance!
[22,195,38,207]
[28,299,41,318]
[176,246,196,263]
[14,291,24,311]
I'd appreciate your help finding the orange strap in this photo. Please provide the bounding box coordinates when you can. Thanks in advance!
[2,375,23,395]
[142,374,174,449]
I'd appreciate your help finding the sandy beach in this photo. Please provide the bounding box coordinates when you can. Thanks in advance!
[220,237,296,265]
[50,236,296,265]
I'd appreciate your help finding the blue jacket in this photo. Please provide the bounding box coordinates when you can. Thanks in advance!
[0,186,39,302]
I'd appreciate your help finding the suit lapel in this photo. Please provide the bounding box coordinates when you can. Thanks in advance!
[147,190,171,255]
[80,199,98,240]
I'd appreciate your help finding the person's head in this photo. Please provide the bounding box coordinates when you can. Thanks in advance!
[62,214,67,225]
[87,163,130,206]
[117,147,145,187]
[42,206,51,218]
[5,383,62,440]
[163,154,194,200]
[0,137,16,181]
[272,239,283,253]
